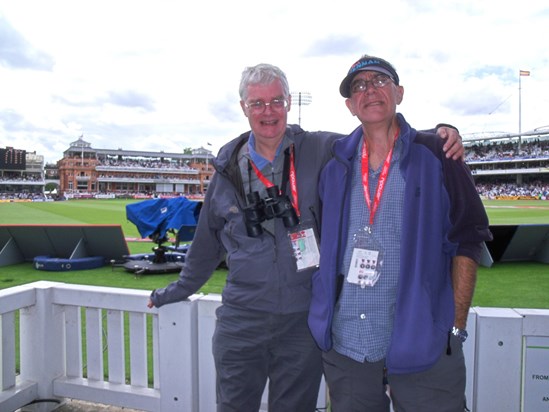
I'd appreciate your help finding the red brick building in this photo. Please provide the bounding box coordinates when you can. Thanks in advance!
[57,137,214,197]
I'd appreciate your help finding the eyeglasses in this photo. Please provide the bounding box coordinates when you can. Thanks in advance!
[350,74,393,95]
[244,98,288,114]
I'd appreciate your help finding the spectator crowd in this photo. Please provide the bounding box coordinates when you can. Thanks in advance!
[2,139,549,201]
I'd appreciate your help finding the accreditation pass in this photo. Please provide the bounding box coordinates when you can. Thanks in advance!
[289,227,320,271]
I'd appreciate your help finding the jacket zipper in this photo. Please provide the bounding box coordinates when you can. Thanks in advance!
[334,153,353,298]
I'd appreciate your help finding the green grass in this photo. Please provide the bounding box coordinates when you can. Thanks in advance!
[0,198,548,307]
[0,259,227,294]
[0,199,226,293]
[0,199,143,238]
[474,262,548,308]
[482,199,549,225]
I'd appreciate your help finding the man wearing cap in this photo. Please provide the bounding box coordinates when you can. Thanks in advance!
[148,62,464,412]
[308,55,492,412]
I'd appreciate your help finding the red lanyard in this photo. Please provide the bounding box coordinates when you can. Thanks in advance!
[249,145,300,217]
[288,146,299,217]
[361,130,399,226]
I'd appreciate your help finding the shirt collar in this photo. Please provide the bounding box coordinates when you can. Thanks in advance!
[247,132,285,170]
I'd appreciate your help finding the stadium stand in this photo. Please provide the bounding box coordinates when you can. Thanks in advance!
[2,133,548,201]
[465,135,549,199]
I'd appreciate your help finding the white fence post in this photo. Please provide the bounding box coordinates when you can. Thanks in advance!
[464,309,477,411]
[197,294,222,412]
[156,295,200,412]
[0,284,38,411]
[472,307,523,411]
[19,281,66,412]
[516,308,549,411]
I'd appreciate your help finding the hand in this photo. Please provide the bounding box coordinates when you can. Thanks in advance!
[147,298,155,309]
[437,126,464,161]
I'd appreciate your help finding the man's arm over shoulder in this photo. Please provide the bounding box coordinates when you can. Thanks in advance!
[423,123,464,160]
[441,146,492,248]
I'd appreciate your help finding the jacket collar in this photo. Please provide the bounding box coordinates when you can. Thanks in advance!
[332,113,415,165]
[214,124,305,172]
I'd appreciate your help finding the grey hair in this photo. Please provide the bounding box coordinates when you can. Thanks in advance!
[239,63,290,101]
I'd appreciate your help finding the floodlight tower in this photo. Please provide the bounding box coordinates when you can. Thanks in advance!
[290,91,312,126]
[518,69,530,153]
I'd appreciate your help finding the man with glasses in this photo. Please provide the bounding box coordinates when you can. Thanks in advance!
[308,55,492,411]
[148,63,464,412]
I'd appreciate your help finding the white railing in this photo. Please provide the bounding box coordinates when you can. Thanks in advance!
[0,281,200,412]
[0,282,325,412]
[1,281,549,412]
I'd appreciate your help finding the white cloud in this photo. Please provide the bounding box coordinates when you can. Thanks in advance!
[1,0,548,162]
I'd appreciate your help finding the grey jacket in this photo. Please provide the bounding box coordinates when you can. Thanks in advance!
[150,125,341,314]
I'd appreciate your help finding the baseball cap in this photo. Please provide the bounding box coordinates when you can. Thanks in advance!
[339,55,399,98]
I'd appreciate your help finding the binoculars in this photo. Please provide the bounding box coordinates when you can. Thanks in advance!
[243,185,299,237]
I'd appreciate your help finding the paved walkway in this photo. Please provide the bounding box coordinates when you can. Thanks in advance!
[18,399,144,411]
[55,400,144,411]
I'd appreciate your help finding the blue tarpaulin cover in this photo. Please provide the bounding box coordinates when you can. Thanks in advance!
[126,197,201,241]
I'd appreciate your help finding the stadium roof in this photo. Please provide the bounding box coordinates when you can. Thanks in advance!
[463,128,549,143]
[64,136,213,159]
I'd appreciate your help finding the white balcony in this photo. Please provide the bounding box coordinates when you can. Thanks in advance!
[0,282,325,412]
[1,281,549,412]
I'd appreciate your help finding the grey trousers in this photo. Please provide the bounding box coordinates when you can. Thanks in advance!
[323,334,467,412]
[212,305,322,412]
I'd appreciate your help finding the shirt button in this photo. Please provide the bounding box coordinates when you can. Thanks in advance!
[360,314,366,320]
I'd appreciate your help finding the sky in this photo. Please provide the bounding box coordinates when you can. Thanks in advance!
[1,0,549,164]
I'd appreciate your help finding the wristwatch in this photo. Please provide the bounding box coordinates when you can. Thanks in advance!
[452,326,468,342]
